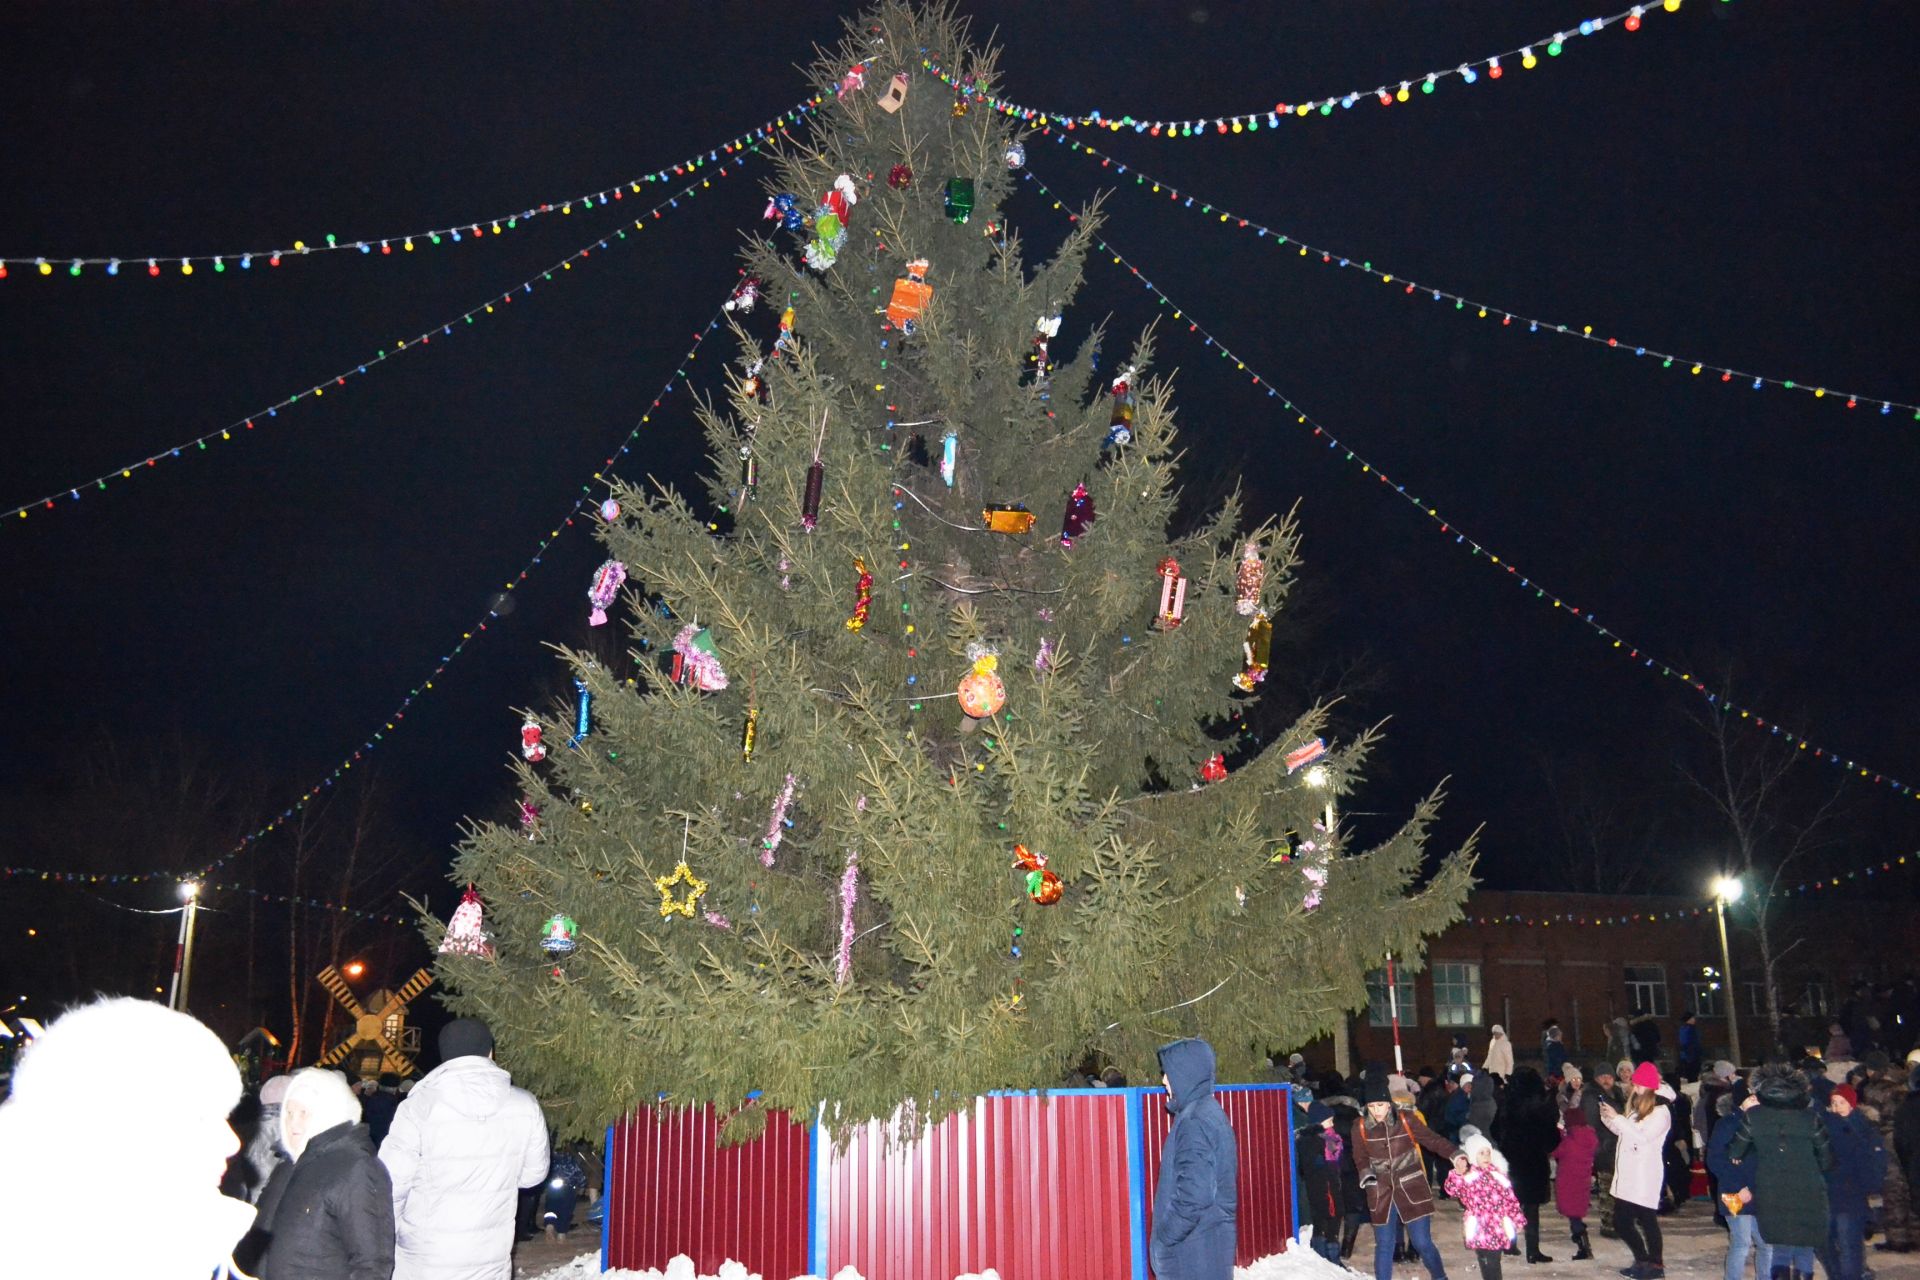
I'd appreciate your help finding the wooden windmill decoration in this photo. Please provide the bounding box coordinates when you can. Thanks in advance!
[314,964,433,1078]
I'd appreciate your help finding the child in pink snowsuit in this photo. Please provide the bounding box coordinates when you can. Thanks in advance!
[1445,1133,1528,1280]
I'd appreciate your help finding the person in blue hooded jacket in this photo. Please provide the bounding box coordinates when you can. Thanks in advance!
[1152,1037,1238,1280]
[1816,1083,1886,1280]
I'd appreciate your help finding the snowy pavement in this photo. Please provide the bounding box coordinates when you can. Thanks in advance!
[520,1199,1920,1280]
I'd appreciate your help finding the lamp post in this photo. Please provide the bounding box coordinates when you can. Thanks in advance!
[167,881,201,1013]
[1712,875,1744,1068]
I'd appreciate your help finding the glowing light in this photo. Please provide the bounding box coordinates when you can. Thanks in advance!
[1711,875,1744,903]
[179,880,201,901]
[1304,765,1332,789]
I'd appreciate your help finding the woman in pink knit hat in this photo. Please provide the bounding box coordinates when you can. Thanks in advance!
[1601,1062,1678,1279]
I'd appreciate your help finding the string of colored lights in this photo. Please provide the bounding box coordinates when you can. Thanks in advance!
[1021,167,1920,803]
[177,285,739,882]
[1038,129,1919,419]
[923,1,1701,137]
[1,865,415,927]
[0,98,819,280]
[1461,852,1915,927]
[7,149,768,526]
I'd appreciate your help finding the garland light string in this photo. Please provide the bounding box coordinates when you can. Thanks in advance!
[923,1,1704,137]
[1,865,415,928]
[178,284,738,881]
[7,150,770,526]
[0,97,820,280]
[1040,128,1917,418]
[1022,168,1920,802]
[1460,853,1916,927]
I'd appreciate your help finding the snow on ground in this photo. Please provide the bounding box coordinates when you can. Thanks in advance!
[522,1199,1920,1280]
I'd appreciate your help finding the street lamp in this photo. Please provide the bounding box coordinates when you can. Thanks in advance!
[168,881,202,1013]
[1712,875,1744,1067]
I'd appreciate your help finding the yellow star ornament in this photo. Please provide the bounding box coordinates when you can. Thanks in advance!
[654,861,708,919]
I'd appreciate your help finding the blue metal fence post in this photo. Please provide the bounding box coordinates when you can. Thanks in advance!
[600,1121,614,1272]
[1285,1083,1303,1245]
[1127,1085,1150,1280]
[807,1102,826,1277]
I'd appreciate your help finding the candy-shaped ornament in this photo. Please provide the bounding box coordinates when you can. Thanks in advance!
[1232,611,1272,693]
[944,177,975,224]
[1059,482,1095,547]
[846,556,873,632]
[957,645,1006,719]
[764,193,803,232]
[982,505,1036,535]
[587,559,627,627]
[741,707,759,761]
[801,457,825,531]
[939,432,958,487]
[568,677,592,747]
[1284,737,1328,774]
[1105,366,1138,448]
[1234,540,1265,616]
[1155,556,1188,629]
[886,258,933,333]
[1011,844,1063,906]
[520,718,546,763]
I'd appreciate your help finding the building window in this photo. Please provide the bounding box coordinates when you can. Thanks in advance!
[1625,964,1669,1018]
[1791,983,1831,1018]
[1685,980,1724,1019]
[1366,967,1418,1028]
[1432,961,1482,1027]
[1743,982,1768,1018]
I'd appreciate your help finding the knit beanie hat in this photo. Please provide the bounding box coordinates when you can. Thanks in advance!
[1711,1060,1738,1082]
[439,1017,495,1061]
[1363,1067,1392,1104]
[1631,1062,1662,1090]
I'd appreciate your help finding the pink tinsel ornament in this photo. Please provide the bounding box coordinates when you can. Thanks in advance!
[518,800,540,840]
[760,774,797,866]
[704,911,731,930]
[438,885,493,957]
[587,560,627,627]
[671,625,728,691]
[835,847,859,985]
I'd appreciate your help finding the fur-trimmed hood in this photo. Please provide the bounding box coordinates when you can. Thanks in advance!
[1754,1063,1812,1109]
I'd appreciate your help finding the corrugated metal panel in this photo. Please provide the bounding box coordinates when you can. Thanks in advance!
[1139,1083,1296,1267]
[605,1105,810,1276]
[817,1091,1136,1280]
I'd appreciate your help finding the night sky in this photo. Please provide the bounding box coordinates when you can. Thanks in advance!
[4,0,1917,944]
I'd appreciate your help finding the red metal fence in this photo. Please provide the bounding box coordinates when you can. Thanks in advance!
[605,1083,1295,1279]
[817,1091,1137,1280]
[1139,1084,1297,1265]
[604,1103,811,1278]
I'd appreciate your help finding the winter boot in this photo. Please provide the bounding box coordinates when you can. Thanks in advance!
[1572,1227,1594,1261]
[1643,1264,1665,1280]
[1340,1219,1360,1260]
[1525,1220,1554,1263]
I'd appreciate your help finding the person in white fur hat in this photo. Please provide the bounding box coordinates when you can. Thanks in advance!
[0,997,256,1280]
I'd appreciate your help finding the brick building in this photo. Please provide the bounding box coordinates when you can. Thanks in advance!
[1306,888,1920,1077]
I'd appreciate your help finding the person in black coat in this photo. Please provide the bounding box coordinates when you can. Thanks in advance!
[1151,1037,1237,1280]
[1496,1068,1562,1263]
[255,1068,395,1280]
[1321,1077,1369,1259]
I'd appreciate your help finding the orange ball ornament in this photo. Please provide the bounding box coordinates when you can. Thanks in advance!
[957,651,1006,719]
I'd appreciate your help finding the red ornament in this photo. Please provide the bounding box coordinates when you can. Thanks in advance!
[1012,844,1064,906]
[1200,753,1228,783]
[888,164,913,189]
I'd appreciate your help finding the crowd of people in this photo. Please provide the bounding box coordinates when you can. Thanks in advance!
[0,998,561,1280]
[1277,1016,1920,1280]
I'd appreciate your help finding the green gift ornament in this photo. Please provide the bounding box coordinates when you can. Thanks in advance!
[944,177,975,224]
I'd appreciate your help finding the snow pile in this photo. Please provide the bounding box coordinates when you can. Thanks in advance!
[1236,1241,1365,1280]
[528,1244,1344,1280]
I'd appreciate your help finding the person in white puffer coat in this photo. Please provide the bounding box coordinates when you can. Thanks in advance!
[379,1018,548,1280]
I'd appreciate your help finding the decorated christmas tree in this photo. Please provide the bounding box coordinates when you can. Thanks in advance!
[436,1,1473,1140]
